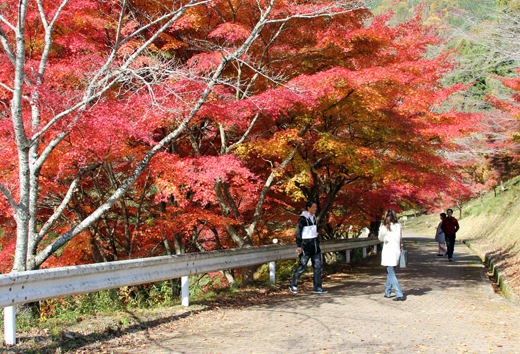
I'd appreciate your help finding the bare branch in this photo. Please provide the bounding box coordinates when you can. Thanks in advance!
[29,75,120,142]
[36,0,71,79]
[226,113,261,153]
[0,14,16,31]
[30,0,201,143]
[0,82,14,93]
[0,26,16,66]
[36,178,79,242]
[33,132,68,171]
[113,0,127,52]
[118,0,215,48]
[0,183,19,211]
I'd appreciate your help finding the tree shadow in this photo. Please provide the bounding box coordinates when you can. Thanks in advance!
[15,307,211,353]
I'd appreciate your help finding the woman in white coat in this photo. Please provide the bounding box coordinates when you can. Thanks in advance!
[435,212,447,257]
[378,209,404,301]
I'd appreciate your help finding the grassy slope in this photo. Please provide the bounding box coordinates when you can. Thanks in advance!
[404,176,520,299]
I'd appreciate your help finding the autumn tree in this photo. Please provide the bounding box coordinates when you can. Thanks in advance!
[124,3,480,259]
[0,0,373,274]
[261,9,477,234]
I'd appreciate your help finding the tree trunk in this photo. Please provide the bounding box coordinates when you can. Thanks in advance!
[211,228,237,287]
[241,266,255,285]
[164,238,180,298]
[221,270,237,287]
[368,220,381,238]
[324,252,337,265]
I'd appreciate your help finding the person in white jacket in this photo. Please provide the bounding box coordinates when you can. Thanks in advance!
[289,201,328,294]
[435,213,447,257]
[378,209,404,301]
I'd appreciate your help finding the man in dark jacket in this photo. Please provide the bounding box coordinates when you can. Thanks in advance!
[441,208,460,262]
[289,201,328,294]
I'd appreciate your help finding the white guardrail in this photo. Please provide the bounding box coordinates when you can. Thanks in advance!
[1,237,381,345]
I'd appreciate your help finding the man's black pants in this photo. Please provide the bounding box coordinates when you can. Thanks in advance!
[446,235,456,259]
[290,252,323,290]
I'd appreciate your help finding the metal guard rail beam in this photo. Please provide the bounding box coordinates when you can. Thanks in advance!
[0,237,380,308]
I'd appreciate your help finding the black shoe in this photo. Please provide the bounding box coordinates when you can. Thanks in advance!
[393,297,404,301]
[289,286,297,293]
[436,254,443,257]
[449,258,452,262]
[384,295,391,298]
[313,289,328,294]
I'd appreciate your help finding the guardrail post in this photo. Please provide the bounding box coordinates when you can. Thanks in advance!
[373,244,377,255]
[4,305,16,345]
[269,261,276,283]
[363,247,367,258]
[346,250,351,263]
[181,276,189,307]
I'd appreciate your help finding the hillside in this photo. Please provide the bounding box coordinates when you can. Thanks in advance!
[404,175,520,302]
[370,0,499,25]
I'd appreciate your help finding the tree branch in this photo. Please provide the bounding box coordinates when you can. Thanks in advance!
[0,183,19,211]
[36,178,79,242]
[0,26,16,66]
[226,113,260,153]
[0,82,14,93]
[247,143,301,235]
[36,0,70,79]
[214,178,245,247]
[0,14,16,31]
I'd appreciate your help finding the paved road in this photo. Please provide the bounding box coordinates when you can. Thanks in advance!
[78,233,520,353]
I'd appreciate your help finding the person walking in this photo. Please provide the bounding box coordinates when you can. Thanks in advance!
[441,208,459,262]
[289,201,328,294]
[435,212,448,257]
[378,209,404,301]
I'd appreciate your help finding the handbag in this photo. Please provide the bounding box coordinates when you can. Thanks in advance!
[399,249,408,268]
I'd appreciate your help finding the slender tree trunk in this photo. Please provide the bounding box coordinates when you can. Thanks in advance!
[210,228,236,287]
[221,270,237,287]
[10,0,31,272]
[241,264,255,285]
[163,237,180,298]
[368,220,382,238]
[160,202,180,297]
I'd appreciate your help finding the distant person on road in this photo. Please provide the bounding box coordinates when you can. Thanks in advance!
[441,208,459,262]
[378,209,404,301]
[435,213,448,257]
[289,200,328,294]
